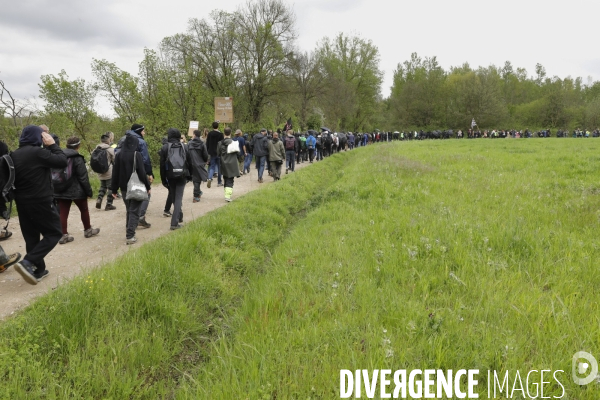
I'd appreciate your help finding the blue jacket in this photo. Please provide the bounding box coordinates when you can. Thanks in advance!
[124,130,153,177]
[306,135,316,149]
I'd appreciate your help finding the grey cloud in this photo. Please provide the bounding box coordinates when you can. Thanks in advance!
[0,0,145,47]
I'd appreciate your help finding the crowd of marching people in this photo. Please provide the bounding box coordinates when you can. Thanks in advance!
[2,120,599,286]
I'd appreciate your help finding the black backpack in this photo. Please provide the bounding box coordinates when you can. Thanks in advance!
[285,136,296,150]
[324,133,332,145]
[51,157,74,192]
[166,143,187,179]
[0,154,16,226]
[90,146,110,174]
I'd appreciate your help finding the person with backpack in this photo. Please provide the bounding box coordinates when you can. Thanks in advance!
[206,121,224,189]
[233,129,247,175]
[11,125,67,284]
[0,244,20,273]
[243,133,253,174]
[53,137,100,244]
[284,130,298,174]
[159,128,191,229]
[251,128,269,183]
[111,134,151,245]
[306,131,317,163]
[92,133,116,211]
[297,133,306,164]
[216,127,239,202]
[120,124,153,228]
[267,131,285,181]
[188,129,209,203]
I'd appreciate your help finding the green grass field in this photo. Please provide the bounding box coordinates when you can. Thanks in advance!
[1,139,600,399]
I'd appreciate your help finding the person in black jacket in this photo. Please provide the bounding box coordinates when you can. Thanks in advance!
[12,125,67,285]
[0,139,12,241]
[188,129,209,202]
[159,128,191,230]
[111,134,151,244]
[54,137,100,244]
[205,121,223,188]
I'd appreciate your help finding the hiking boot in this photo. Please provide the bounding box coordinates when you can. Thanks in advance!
[286,168,288,174]
[14,259,38,285]
[170,224,182,231]
[0,252,21,273]
[95,199,102,209]
[138,218,151,228]
[84,227,100,238]
[34,269,49,282]
[105,204,116,211]
[0,230,12,241]
[163,211,172,217]
[258,178,263,183]
[126,237,137,245]
[59,234,74,244]
[207,179,212,188]
[116,192,122,199]
[193,197,200,203]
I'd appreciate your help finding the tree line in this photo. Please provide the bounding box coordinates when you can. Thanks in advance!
[2,0,600,154]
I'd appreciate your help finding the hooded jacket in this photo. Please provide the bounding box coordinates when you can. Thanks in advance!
[159,128,191,185]
[111,134,151,194]
[306,134,316,148]
[251,132,269,157]
[124,130,153,177]
[267,137,285,162]
[53,148,93,200]
[188,137,209,182]
[94,143,115,180]
[11,125,68,205]
[206,129,224,157]
[216,136,240,178]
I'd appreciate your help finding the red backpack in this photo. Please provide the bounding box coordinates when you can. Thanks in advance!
[285,136,295,150]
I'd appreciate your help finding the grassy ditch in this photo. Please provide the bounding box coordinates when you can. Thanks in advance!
[0,152,351,398]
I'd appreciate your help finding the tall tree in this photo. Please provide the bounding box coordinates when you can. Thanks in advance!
[91,59,142,123]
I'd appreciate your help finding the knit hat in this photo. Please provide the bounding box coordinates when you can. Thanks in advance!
[131,124,145,133]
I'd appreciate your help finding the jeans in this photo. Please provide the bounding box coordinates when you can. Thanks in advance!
[123,198,143,239]
[98,178,113,205]
[285,150,296,171]
[208,156,222,185]
[256,156,267,179]
[316,147,323,161]
[140,194,150,219]
[244,153,253,172]
[169,179,185,227]
[16,200,62,274]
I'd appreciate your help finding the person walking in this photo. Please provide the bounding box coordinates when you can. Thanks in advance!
[159,128,191,229]
[216,127,240,202]
[93,133,116,211]
[243,133,253,174]
[268,131,285,181]
[251,128,269,183]
[0,139,13,241]
[12,125,67,284]
[124,124,154,228]
[284,129,298,174]
[0,244,20,273]
[306,131,316,163]
[188,129,209,203]
[54,137,100,244]
[206,121,223,188]
[111,135,151,244]
[233,129,247,175]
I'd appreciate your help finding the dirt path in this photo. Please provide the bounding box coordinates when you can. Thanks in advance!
[0,162,310,320]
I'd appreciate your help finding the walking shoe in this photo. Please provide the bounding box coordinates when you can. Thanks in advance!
[14,259,38,285]
[34,270,49,282]
[286,168,289,174]
[193,197,200,203]
[105,204,116,211]
[217,183,223,187]
[138,218,151,228]
[170,224,182,230]
[59,234,74,244]
[126,237,137,245]
[84,227,100,238]
[96,199,102,209]
[0,252,20,273]
[225,198,232,202]
[0,230,12,241]
[259,178,263,183]
[116,192,122,198]
[163,211,172,217]
[207,179,212,188]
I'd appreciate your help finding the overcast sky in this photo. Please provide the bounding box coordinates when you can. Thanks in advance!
[2,0,599,116]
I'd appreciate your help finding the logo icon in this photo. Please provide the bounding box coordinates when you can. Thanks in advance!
[573,351,598,385]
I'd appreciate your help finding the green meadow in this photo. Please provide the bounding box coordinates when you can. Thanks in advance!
[1,139,600,399]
